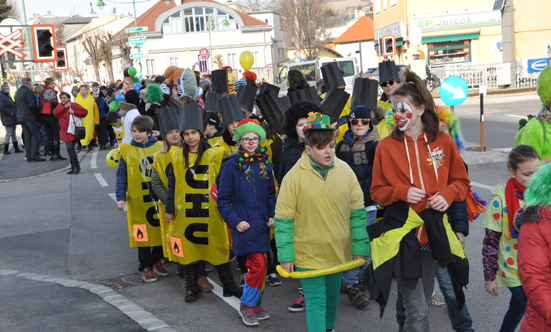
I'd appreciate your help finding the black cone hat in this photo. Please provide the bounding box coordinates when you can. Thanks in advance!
[237,85,256,113]
[157,97,182,138]
[379,60,400,83]
[256,89,285,124]
[288,86,321,109]
[351,77,378,111]
[258,83,280,97]
[218,94,244,125]
[179,99,204,135]
[211,70,229,93]
[321,86,350,121]
[320,62,346,90]
[204,91,221,111]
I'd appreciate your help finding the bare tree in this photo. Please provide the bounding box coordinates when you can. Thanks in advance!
[235,0,277,12]
[69,61,84,82]
[79,27,106,81]
[6,0,21,19]
[279,0,335,60]
[113,34,132,68]
[54,21,66,46]
[97,29,115,81]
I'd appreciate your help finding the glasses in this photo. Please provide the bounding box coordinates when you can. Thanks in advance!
[350,119,370,126]
[381,80,399,88]
[240,136,260,144]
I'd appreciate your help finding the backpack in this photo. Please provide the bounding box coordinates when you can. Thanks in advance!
[71,85,79,98]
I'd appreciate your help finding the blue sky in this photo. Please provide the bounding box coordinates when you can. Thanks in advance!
[24,0,155,21]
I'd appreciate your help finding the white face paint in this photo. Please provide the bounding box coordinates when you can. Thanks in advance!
[393,101,414,131]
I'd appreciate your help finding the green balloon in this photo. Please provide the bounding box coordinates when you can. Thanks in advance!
[128,67,137,76]
[109,101,119,111]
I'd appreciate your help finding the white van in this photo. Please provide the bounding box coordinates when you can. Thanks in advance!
[275,57,359,96]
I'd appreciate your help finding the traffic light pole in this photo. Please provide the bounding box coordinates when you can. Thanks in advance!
[132,0,142,76]
[21,0,34,82]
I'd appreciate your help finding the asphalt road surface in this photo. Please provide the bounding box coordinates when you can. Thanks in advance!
[1,94,538,332]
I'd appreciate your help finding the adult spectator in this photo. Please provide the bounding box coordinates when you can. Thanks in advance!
[286,69,310,96]
[39,78,66,160]
[15,77,44,162]
[0,84,22,155]
[409,52,431,83]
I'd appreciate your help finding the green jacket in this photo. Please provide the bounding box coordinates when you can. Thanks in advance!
[515,117,551,159]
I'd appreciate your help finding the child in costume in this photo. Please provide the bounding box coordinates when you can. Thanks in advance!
[212,95,244,162]
[369,69,470,332]
[217,118,277,326]
[482,144,540,332]
[165,102,242,303]
[514,161,551,332]
[335,105,378,309]
[115,115,166,282]
[275,112,370,332]
[515,65,551,159]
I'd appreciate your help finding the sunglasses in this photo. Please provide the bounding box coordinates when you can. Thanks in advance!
[381,80,399,88]
[350,119,370,126]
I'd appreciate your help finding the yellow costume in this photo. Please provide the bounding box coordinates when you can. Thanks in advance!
[75,92,99,146]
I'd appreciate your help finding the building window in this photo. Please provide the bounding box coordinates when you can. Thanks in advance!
[383,0,387,11]
[374,0,380,15]
[427,40,471,65]
[227,52,237,68]
[163,7,240,34]
[390,0,397,7]
[546,41,551,57]
[169,56,179,67]
[145,59,156,75]
[252,51,259,67]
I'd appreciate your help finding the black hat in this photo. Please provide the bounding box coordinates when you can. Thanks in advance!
[256,89,285,124]
[211,70,229,93]
[179,100,204,135]
[288,86,322,109]
[280,95,290,112]
[154,76,167,84]
[320,62,346,90]
[379,60,400,83]
[204,91,222,111]
[321,86,350,121]
[203,111,221,130]
[351,77,378,111]
[157,97,182,137]
[258,83,280,97]
[237,85,256,113]
[218,94,244,125]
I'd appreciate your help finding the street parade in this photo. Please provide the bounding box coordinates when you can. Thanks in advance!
[1,0,551,331]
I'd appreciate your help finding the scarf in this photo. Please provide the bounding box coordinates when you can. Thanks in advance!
[505,177,525,233]
[537,107,551,124]
[237,147,269,171]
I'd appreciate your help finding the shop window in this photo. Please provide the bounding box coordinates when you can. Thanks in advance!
[427,40,471,65]
[374,0,380,15]
[163,7,240,34]
[198,58,209,72]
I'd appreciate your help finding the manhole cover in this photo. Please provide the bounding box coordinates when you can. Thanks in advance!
[96,281,123,290]
[121,274,145,285]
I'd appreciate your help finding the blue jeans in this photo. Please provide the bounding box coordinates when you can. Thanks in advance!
[342,209,376,287]
[397,265,474,331]
[499,286,527,332]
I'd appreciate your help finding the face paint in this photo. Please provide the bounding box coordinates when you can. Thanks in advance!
[394,101,414,131]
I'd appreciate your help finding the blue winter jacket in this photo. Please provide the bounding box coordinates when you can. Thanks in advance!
[217,153,277,256]
[445,200,470,236]
[95,97,109,120]
[115,134,158,201]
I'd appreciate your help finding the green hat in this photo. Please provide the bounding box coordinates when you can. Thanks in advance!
[302,112,335,133]
[234,118,266,144]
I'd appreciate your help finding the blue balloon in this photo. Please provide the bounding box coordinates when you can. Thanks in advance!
[115,93,125,102]
[133,83,142,91]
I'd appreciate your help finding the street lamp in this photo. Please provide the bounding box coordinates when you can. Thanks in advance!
[97,0,106,10]
[208,19,230,72]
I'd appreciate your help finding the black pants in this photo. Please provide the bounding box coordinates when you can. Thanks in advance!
[138,246,163,271]
[21,121,41,160]
[39,114,60,153]
[66,141,79,169]
[106,123,116,146]
[96,119,107,146]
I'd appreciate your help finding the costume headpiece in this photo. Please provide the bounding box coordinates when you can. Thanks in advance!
[256,89,285,124]
[179,100,203,134]
[379,60,400,83]
[303,112,335,133]
[157,97,181,137]
[320,62,346,90]
[351,77,378,111]
[237,85,256,113]
[234,118,266,143]
[218,94,244,125]
[211,70,229,93]
[437,104,465,152]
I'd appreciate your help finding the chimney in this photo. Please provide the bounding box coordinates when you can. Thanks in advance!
[47,11,51,15]
[91,12,97,17]
[33,13,40,18]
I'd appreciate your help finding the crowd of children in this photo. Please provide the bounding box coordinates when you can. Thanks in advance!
[107,61,551,332]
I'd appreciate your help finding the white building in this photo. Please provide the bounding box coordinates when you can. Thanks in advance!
[333,15,377,72]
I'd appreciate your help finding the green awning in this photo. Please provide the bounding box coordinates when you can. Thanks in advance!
[396,40,404,46]
[421,32,480,44]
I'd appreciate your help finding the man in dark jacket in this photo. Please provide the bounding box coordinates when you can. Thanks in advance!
[15,77,45,162]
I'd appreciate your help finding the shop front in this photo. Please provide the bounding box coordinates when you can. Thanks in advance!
[422,33,479,65]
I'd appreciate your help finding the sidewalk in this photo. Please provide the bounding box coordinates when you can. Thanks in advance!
[460,147,509,165]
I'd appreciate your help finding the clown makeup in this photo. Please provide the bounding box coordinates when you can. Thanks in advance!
[393,100,414,131]
[509,157,540,188]
[296,118,308,142]
[240,132,260,153]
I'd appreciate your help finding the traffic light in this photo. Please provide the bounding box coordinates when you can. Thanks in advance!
[382,35,396,57]
[31,25,57,62]
[54,46,69,71]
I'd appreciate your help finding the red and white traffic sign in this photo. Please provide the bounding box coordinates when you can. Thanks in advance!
[199,48,209,60]
[0,29,26,59]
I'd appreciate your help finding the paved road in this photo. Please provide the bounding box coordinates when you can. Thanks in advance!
[1,95,535,331]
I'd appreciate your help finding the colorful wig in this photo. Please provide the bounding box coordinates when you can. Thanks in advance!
[437,105,465,152]
[385,109,395,129]
[537,65,551,108]
[525,160,551,207]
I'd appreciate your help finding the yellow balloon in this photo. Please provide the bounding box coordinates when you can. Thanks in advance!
[106,148,121,168]
[276,259,366,279]
[239,51,254,71]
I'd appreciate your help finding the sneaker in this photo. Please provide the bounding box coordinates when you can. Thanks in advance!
[347,284,369,309]
[141,267,158,283]
[288,288,305,312]
[153,262,168,276]
[255,306,270,320]
[267,273,281,286]
[198,276,214,292]
[239,273,247,288]
[239,304,259,326]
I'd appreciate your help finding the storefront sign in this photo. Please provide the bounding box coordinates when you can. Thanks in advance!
[375,21,405,41]
[527,58,550,73]
[411,10,501,33]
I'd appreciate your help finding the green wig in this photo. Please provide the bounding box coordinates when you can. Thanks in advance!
[146,83,164,103]
[537,65,551,108]
[525,160,551,207]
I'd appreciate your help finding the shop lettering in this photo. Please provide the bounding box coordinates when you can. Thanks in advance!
[418,16,473,29]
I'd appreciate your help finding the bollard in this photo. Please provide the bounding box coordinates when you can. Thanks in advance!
[480,92,485,152]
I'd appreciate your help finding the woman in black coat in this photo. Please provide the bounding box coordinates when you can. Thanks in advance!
[0,84,22,154]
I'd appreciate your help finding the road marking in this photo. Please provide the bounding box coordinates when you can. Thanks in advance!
[505,114,525,118]
[208,277,241,312]
[91,151,97,169]
[471,181,494,191]
[95,173,108,187]
[109,193,126,211]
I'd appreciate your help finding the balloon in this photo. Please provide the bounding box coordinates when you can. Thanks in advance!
[276,259,366,279]
[239,51,254,71]
[133,77,140,83]
[128,67,137,77]
[109,101,119,112]
[133,83,142,91]
[106,149,120,168]
[115,93,125,102]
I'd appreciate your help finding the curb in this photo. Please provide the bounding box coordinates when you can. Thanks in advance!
[0,269,178,332]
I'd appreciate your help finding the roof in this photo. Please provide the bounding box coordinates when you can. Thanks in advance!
[117,0,268,35]
[64,17,93,24]
[333,16,374,43]
[33,17,70,25]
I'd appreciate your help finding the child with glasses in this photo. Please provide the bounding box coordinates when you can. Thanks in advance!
[217,118,276,327]
[334,105,379,309]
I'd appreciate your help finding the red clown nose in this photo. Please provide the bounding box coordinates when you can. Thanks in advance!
[394,114,402,120]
